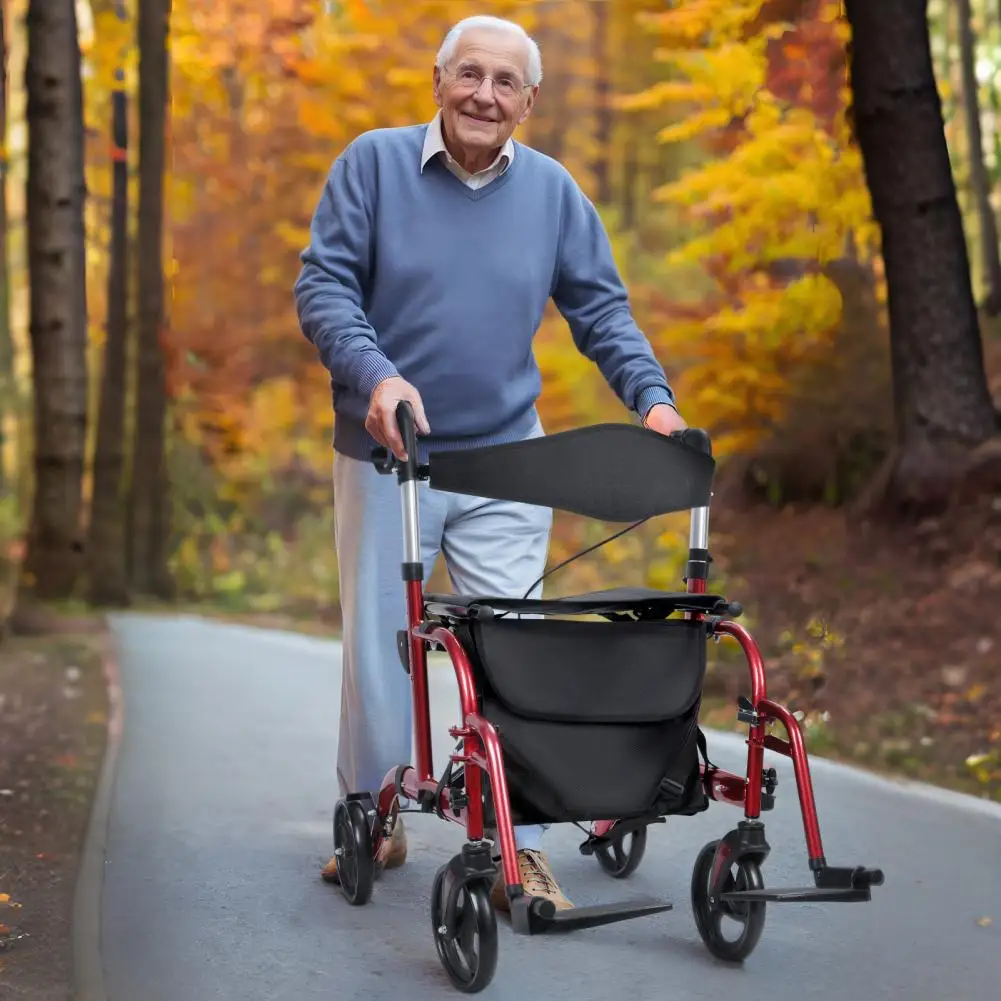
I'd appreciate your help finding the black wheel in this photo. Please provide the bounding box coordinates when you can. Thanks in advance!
[595,823,647,879]
[431,865,498,993]
[691,839,766,963]
[332,799,375,906]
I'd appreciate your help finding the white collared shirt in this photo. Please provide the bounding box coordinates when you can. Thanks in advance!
[420,111,514,190]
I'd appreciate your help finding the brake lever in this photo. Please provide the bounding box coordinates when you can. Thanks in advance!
[370,446,398,475]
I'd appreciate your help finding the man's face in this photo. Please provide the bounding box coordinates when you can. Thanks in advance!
[433,28,537,158]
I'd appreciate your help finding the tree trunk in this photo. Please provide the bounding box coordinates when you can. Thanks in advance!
[86,4,130,606]
[0,2,12,495]
[844,0,999,517]
[129,0,172,597]
[957,0,1001,314]
[19,0,89,599]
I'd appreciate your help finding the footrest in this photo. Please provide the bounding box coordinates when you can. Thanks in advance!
[721,862,884,904]
[720,886,872,903]
[510,894,672,936]
[814,864,884,890]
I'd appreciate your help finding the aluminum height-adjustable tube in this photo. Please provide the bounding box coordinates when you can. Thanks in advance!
[393,401,435,781]
[689,504,709,552]
[685,501,711,597]
[401,478,421,566]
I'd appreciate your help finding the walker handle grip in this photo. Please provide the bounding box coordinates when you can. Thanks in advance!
[669,427,712,458]
[396,400,420,482]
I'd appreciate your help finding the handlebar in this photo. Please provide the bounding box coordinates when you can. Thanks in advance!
[396,400,419,467]
[669,426,712,458]
[371,400,421,482]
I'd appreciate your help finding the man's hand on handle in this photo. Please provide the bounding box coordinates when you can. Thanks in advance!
[367,376,430,461]
[642,402,688,436]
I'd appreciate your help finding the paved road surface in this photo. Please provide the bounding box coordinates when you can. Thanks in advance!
[98,615,1001,1001]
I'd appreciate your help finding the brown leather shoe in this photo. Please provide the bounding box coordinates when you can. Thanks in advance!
[321,802,407,884]
[490,849,573,912]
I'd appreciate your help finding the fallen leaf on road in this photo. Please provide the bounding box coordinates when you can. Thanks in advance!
[0,924,10,935]
[0,895,8,904]
[976,916,993,927]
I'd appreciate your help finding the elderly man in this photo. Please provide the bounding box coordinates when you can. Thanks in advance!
[294,14,686,913]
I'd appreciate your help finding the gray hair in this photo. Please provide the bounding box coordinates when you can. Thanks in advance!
[436,15,543,87]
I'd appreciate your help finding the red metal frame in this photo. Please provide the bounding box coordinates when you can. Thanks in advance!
[375,541,829,886]
[707,621,825,863]
[375,579,524,891]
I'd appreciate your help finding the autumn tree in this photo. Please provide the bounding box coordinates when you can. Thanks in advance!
[86,0,131,606]
[129,0,172,597]
[956,0,1001,314]
[18,0,89,602]
[844,0,1000,514]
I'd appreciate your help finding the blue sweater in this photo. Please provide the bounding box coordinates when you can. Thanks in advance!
[294,124,675,461]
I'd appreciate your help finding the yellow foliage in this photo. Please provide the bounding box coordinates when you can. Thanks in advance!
[85,10,137,92]
[628,0,879,457]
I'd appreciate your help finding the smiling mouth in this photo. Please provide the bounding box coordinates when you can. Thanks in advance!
[462,112,496,124]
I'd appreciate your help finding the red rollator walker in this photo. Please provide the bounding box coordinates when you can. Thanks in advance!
[329,402,884,993]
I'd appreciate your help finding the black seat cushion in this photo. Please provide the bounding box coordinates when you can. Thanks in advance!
[424,586,728,620]
[462,616,709,824]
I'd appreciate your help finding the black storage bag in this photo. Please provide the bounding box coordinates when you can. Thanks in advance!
[462,616,711,825]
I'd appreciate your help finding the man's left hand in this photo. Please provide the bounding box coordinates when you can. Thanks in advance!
[643,403,688,436]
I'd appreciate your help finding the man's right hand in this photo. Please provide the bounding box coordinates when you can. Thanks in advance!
[366,376,431,461]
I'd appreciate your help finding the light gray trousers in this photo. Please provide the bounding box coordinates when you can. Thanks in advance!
[332,429,553,852]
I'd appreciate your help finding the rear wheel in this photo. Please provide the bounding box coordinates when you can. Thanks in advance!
[594,823,647,879]
[332,799,375,906]
[691,839,766,963]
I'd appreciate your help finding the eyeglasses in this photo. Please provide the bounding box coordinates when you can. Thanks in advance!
[444,65,530,100]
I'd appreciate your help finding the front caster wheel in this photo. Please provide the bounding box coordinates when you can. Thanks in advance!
[691,839,766,963]
[595,823,647,879]
[431,866,498,993]
[332,799,374,906]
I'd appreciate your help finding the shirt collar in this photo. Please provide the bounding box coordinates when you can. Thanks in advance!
[420,111,514,177]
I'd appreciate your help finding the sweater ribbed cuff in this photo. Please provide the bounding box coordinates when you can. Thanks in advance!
[635,385,677,420]
[354,352,400,401]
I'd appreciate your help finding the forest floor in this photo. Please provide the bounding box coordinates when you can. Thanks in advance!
[0,619,109,1001]
[704,492,1001,801]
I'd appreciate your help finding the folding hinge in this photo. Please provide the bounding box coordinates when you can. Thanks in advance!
[736,695,761,727]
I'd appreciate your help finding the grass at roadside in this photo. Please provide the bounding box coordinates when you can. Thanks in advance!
[697,693,993,801]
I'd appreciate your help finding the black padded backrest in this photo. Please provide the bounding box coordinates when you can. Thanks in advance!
[427,424,714,522]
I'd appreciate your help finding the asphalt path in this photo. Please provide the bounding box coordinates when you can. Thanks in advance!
[93,615,1001,1001]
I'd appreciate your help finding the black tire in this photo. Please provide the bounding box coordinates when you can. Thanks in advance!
[431,865,499,994]
[691,839,766,963]
[595,824,647,879]
[332,799,375,906]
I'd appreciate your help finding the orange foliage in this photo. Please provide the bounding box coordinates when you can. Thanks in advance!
[167,0,552,481]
